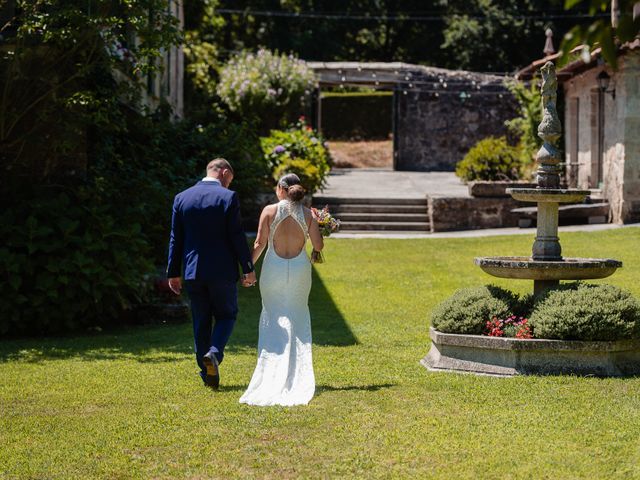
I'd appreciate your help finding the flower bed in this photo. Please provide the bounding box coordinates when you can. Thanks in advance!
[424,283,640,376]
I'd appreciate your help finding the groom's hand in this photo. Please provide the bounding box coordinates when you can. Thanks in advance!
[168,277,182,295]
[242,271,257,287]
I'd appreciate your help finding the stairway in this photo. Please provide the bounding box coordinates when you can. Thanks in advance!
[312,196,431,233]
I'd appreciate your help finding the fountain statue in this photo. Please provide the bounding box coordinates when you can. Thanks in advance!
[475,61,622,295]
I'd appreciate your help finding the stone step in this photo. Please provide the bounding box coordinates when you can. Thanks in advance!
[336,212,430,223]
[313,196,428,206]
[339,221,431,231]
[312,204,428,214]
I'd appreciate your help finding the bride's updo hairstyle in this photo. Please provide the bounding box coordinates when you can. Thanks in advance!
[278,173,306,202]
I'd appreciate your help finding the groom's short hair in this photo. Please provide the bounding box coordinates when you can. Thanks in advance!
[207,158,234,175]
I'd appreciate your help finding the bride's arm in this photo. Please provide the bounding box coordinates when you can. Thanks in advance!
[308,215,324,252]
[251,206,271,264]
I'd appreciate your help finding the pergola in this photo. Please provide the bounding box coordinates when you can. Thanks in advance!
[306,62,513,171]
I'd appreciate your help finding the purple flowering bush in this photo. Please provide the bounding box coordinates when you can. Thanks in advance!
[260,117,331,194]
[217,49,316,130]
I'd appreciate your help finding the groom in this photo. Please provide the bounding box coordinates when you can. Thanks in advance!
[166,158,257,389]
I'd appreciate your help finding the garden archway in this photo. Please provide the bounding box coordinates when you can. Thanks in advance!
[308,61,517,171]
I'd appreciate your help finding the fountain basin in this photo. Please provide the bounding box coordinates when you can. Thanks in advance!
[475,256,622,280]
[422,328,640,376]
[507,188,590,203]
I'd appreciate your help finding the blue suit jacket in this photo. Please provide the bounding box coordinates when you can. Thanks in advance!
[166,181,254,282]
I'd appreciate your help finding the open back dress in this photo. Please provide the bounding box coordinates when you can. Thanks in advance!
[239,199,315,406]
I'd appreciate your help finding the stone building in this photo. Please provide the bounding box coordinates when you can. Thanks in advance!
[145,0,184,118]
[518,39,640,224]
[309,62,517,171]
[117,0,184,118]
[561,42,640,224]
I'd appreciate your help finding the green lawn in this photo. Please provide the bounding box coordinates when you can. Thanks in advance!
[2,228,640,479]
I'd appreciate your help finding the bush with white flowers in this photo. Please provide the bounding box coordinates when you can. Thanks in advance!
[217,49,316,130]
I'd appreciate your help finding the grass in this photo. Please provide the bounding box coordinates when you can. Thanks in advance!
[2,227,640,479]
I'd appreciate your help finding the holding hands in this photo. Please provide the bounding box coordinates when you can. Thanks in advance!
[242,271,257,287]
[168,277,182,295]
[168,273,255,294]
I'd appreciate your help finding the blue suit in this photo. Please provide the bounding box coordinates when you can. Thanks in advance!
[167,180,254,379]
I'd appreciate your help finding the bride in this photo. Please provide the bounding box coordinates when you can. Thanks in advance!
[239,173,324,407]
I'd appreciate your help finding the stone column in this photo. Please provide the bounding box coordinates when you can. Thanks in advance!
[532,202,562,261]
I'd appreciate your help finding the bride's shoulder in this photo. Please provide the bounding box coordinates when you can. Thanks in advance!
[261,203,279,216]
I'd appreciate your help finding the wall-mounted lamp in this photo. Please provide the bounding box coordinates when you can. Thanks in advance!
[596,70,616,99]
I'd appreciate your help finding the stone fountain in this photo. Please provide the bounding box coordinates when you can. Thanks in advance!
[421,62,639,377]
[475,61,622,295]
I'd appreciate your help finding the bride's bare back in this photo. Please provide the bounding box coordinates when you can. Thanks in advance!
[251,201,323,265]
[272,215,307,258]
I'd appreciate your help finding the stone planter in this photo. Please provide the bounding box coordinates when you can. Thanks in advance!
[422,327,640,377]
[468,181,537,198]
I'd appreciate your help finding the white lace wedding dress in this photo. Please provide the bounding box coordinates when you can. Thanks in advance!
[239,200,315,406]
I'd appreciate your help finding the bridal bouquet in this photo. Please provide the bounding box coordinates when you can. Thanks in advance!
[310,206,340,263]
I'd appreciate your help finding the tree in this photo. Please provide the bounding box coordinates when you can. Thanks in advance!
[0,0,181,179]
[188,0,598,72]
[560,0,640,69]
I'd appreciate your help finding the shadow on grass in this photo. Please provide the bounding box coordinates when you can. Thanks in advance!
[0,265,357,363]
[316,383,395,394]
[203,383,396,395]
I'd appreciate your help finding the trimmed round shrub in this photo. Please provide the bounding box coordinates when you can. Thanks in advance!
[455,136,523,182]
[530,283,640,341]
[431,285,518,335]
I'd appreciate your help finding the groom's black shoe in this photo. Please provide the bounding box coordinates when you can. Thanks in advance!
[202,352,220,389]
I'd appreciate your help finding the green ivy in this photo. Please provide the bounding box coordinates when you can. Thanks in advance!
[505,78,542,170]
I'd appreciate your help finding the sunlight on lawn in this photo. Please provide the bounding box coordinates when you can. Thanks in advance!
[1,228,639,479]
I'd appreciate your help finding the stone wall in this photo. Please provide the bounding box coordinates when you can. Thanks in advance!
[429,196,522,231]
[395,84,517,171]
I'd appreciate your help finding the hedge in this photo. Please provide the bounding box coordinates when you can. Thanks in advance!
[320,92,392,140]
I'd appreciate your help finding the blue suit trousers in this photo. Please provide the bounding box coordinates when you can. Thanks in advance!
[185,280,238,379]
